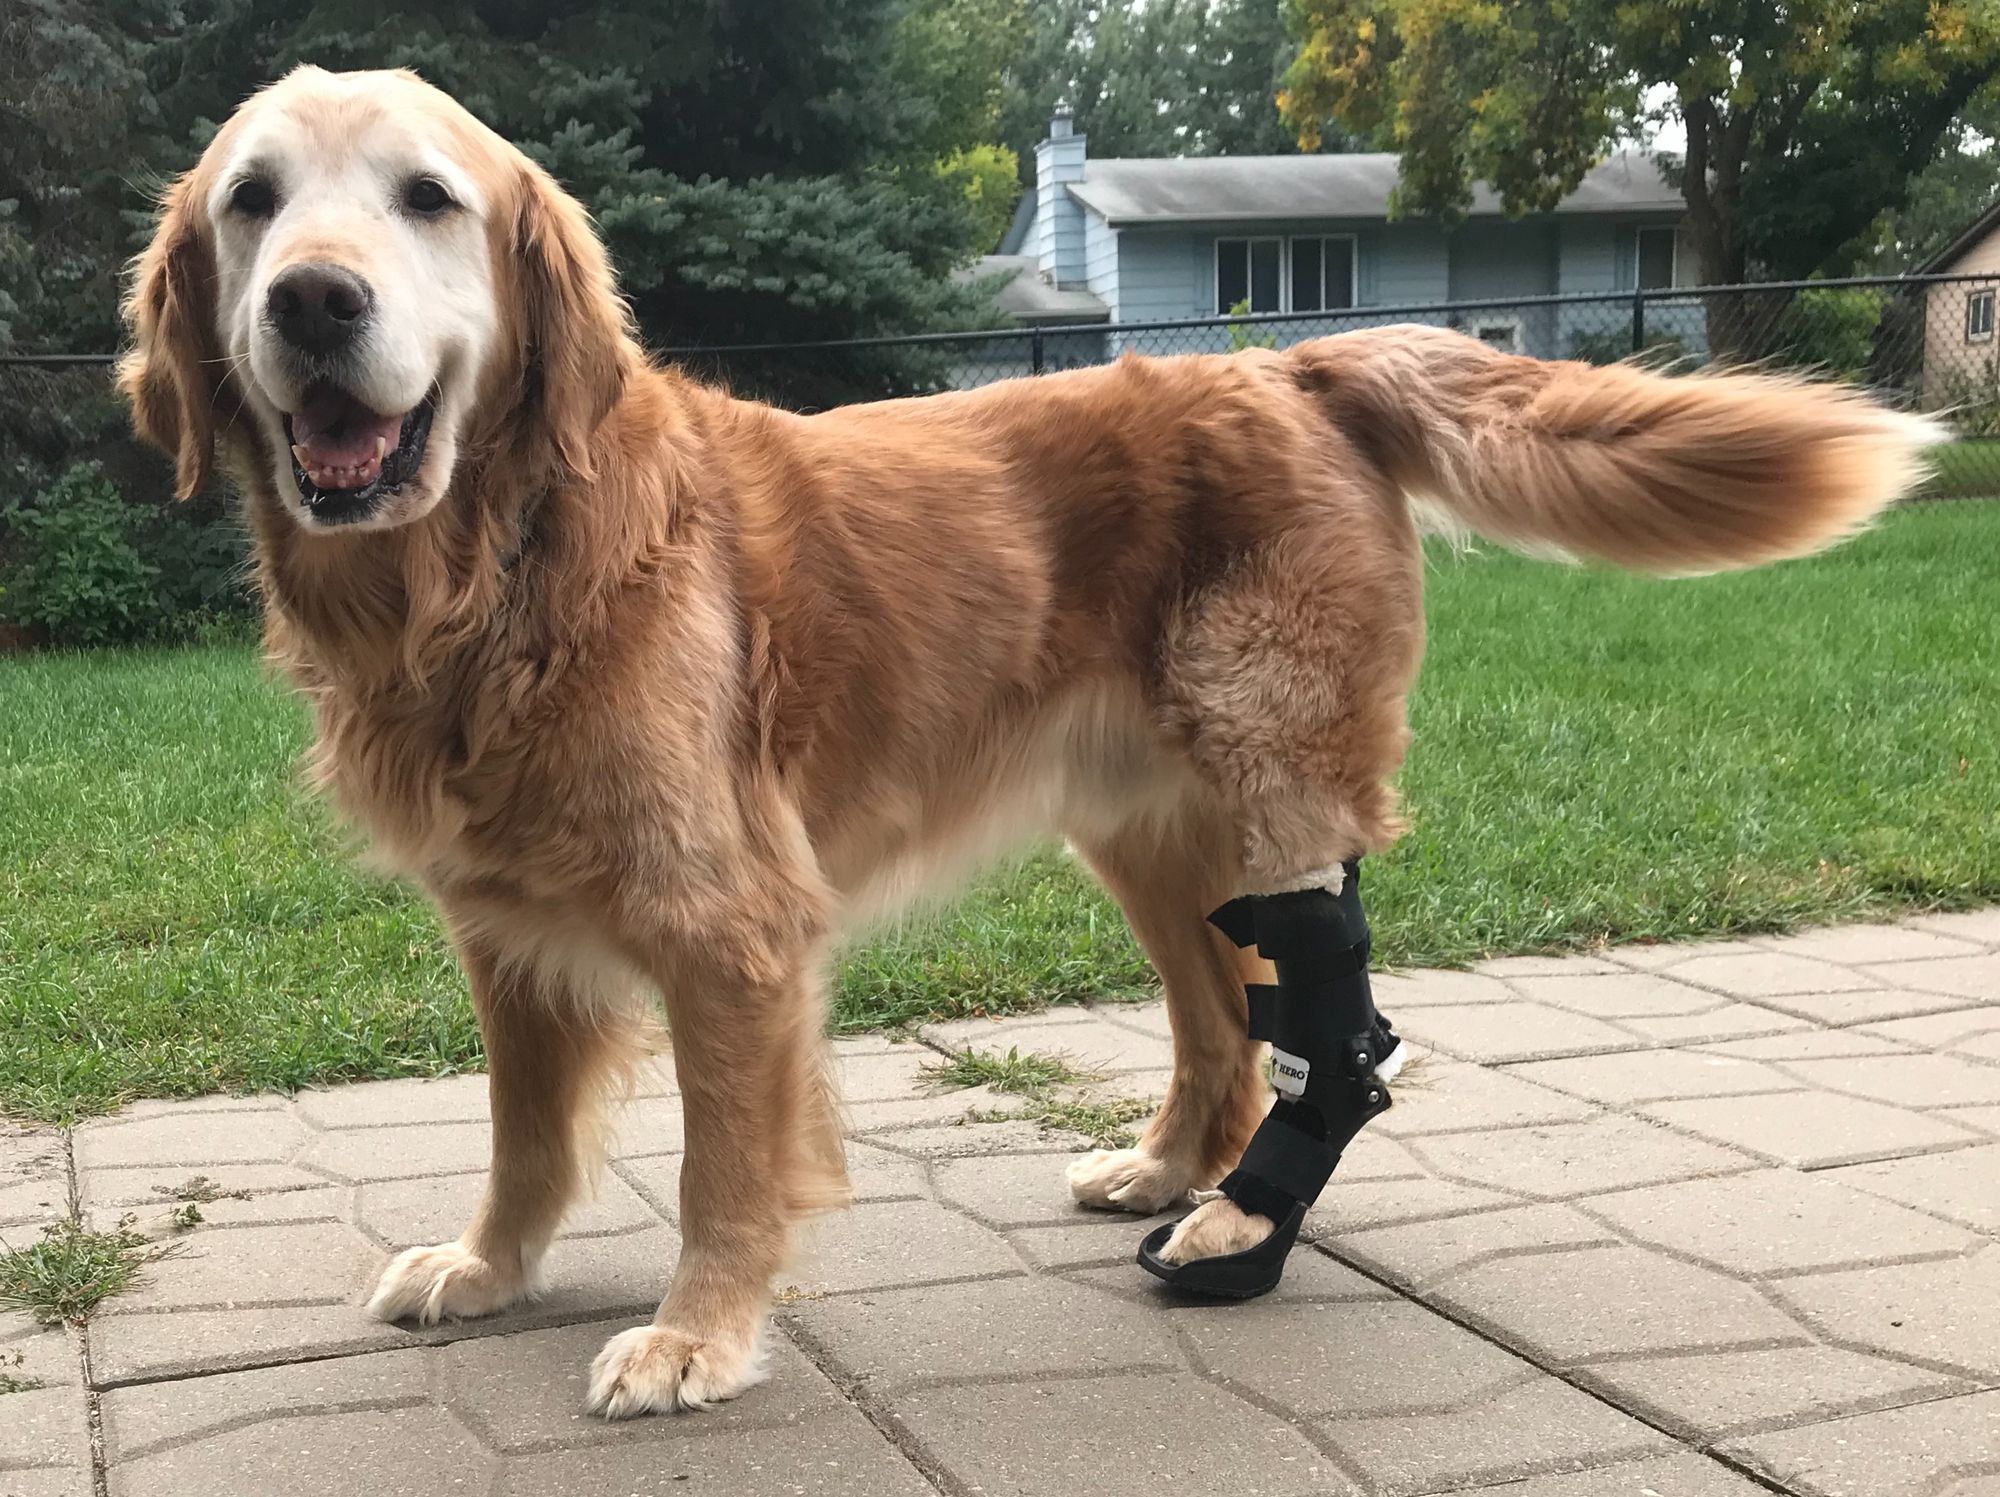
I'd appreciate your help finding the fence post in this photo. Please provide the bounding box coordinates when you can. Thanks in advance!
[1630,288,1646,356]
[1031,328,1046,375]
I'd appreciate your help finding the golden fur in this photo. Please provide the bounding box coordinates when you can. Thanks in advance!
[121,66,1939,1415]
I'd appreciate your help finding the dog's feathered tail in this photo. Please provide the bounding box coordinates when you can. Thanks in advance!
[1290,323,1944,574]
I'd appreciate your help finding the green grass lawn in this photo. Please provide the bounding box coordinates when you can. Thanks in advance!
[5,501,1999,1123]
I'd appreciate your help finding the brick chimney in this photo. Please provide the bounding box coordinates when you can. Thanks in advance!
[1033,104,1087,289]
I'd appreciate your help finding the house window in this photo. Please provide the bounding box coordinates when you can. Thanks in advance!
[1289,236,1357,312]
[1467,317,1523,354]
[1635,226,1678,290]
[1969,289,1996,343]
[1216,235,1356,314]
[1216,237,1283,313]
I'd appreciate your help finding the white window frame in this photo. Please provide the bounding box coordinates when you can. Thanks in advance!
[1215,234,1359,314]
[1968,288,1996,344]
[1466,315,1524,354]
[1634,225,1678,291]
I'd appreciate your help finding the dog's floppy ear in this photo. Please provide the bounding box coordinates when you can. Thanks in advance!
[513,164,631,480]
[118,169,221,500]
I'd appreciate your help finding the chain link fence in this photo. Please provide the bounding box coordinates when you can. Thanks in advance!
[6,273,1999,501]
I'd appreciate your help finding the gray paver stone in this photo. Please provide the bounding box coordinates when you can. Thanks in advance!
[1317,1377,1668,1496]
[1724,1388,2000,1497]
[1582,1169,1982,1276]
[292,1072,491,1129]
[1830,1144,2000,1234]
[1669,951,1874,997]
[1576,1344,1971,1442]
[491,1412,937,1495]
[787,1274,1179,1390]
[73,1112,308,1171]
[791,1198,1021,1294]
[1432,1242,1809,1363]
[1178,1297,1534,1418]
[894,1372,1357,1496]
[1771,1248,2000,1379]
[1862,952,2000,999]
[1408,1114,1752,1199]
[1506,1048,1796,1104]
[1641,1092,1982,1168]
[1372,1058,1598,1136]
[1506,972,1728,1019]
[1391,1002,1643,1063]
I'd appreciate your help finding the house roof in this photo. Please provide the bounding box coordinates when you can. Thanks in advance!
[1920,196,2000,274]
[1064,149,1681,226]
[952,255,1110,323]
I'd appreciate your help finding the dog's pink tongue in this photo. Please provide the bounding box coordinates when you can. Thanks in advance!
[291,387,402,486]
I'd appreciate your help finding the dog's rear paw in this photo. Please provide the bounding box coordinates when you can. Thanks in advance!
[367,1241,530,1325]
[1156,1195,1274,1263]
[586,1323,766,1417]
[1066,1146,1191,1215]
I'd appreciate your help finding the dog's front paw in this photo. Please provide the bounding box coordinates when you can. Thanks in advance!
[367,1241,531,1325]
[586,1323,766,1417]
[1066,1146,1191,1214]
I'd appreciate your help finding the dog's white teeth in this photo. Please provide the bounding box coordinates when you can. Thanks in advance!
[291,444,309,468]
[375,436,387,462]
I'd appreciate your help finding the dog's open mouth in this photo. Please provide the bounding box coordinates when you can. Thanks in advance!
[283,384,437,523]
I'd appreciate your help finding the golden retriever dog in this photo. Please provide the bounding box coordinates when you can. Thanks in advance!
[121,66,1936,1417]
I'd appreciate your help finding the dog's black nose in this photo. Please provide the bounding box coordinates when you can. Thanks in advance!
[266,262,372,357]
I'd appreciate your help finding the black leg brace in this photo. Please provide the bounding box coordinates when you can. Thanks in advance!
[1137,859,1398,1299]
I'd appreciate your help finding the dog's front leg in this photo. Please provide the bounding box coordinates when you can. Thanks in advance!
[370,933,633,1324]
[588,927,847,1417]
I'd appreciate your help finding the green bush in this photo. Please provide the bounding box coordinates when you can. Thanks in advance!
[1,464,161,646]
[1771,287,1886,381]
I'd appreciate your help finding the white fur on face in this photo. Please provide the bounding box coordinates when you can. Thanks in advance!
[204,70,500,532]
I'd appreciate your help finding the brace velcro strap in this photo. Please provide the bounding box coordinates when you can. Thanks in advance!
[1224,1104,1338,1211]
[1216,1167,1299,1227]
[1244,984,1280,1043]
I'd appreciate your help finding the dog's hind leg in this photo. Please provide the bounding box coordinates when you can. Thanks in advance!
[1066,809,1268,1215]
[1133,527,1422,1296]
[369,933,642,1325]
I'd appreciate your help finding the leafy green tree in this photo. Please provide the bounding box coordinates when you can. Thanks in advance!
[1279,0,2000,285]
[134,0,998,382]
[1002,0,1343,169]
[1857,96,2000,271]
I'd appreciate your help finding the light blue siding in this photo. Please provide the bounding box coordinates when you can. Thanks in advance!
[1116,230,1203,323]
[1446,221,1557,355]
[1556,219,1619,357]
[1083,215,1121,319]
[1368,223,1450,305]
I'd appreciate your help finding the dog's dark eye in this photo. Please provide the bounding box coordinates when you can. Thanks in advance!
[403,176,453,216]
[229,177,276,217]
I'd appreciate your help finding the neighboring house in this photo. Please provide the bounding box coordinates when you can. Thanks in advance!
[967,107,1700,366]
[1917,200,2000,406]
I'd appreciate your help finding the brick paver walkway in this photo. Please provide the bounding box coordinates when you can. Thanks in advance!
[4,910,1998,1495]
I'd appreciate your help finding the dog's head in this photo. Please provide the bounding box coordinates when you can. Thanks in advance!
[121,66,628,533]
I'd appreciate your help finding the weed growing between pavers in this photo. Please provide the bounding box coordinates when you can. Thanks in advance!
[150,1174,248,1205]
[921,1046,1098,1096]
[1007,1095,1155,1149]
[926,1045,1156,1148]
[0,1217,179,1325]
[0,1349,45,1394]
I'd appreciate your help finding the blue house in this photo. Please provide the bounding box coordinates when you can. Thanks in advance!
[966,108,1699,370]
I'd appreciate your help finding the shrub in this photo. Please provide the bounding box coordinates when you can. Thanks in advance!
[1,464,160,646]
[1770,287,1886,381]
